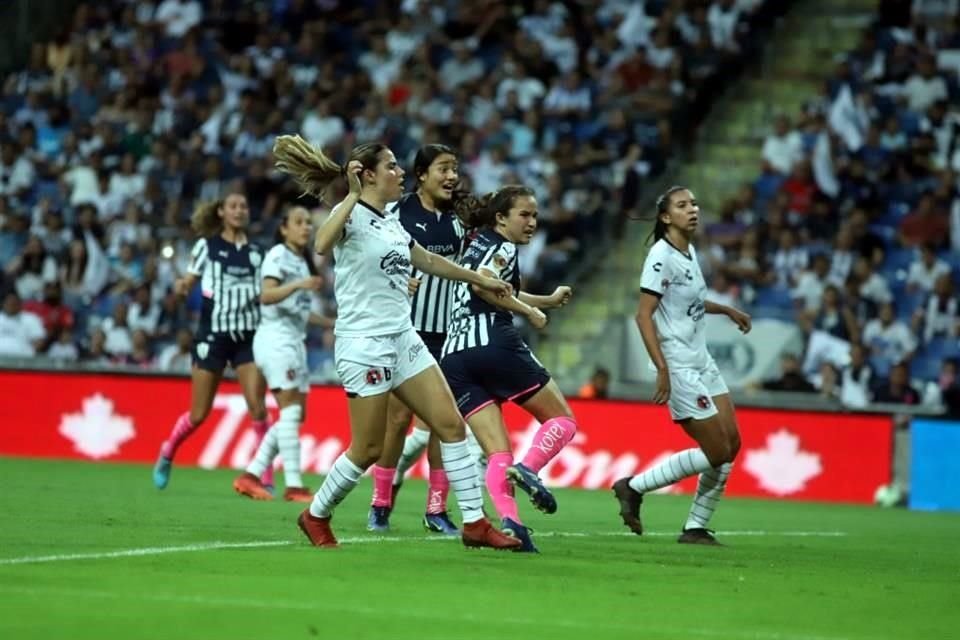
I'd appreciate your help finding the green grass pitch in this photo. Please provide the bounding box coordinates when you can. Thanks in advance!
[0,457,956,639]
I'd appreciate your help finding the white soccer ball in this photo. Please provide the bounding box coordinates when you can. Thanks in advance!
[873,483,903,508]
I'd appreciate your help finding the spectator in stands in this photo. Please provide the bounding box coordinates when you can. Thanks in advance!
[900,192,951,248]
[157,327,192,373]
[23,281,73,351]
[762,115,804,175]
[47,327,78,361]
[791,253,831,313]
[863,301,918,372]
[578,367,611,400]
[6,234,57,301]
[761,353,816,392]
[906,243,952,293]
[0,291,45,357]
[771,227,808,287]
[101,301,133,356]
[801,284,859,342]
[840,342,873,408]
[852,256,893,308]
[913,272,959,344]
[902,55,949,114]
[872,362,921,405]
[812,362,841,400]
[936,358,960,416]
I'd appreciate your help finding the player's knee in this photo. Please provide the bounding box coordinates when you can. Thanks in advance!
[349,441,383,468]
[703,441,732,467]
[431,414,466,442]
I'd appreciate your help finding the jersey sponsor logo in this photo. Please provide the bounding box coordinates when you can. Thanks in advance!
[426,243,457,253]
[415,222,428,232]
[380,250,411,276]
[218,250,228,257]
[687,300,706,322]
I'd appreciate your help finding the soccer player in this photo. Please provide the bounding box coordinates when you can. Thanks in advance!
[152,193,272,490]
[367,144,466,536]
[440,185,578,553]
[272,134,520,550]
[612,186,752,546]
[233,206,323,503]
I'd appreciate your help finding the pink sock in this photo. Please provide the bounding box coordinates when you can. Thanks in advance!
[426,469,449,515]
[521,416,577,473]
[251,419,274,486]
[485,452,520,522]
[160,411,198,460]
[371,465,395,507]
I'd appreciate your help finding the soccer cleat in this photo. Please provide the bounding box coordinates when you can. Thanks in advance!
[678,527,722,546]
[501,517,539,553]
[423,512,460,536]
[367,505,391,532]
[283,487,313,503]
[612,477,644,535]
[153,455,172,489]
[506,462,557,514]
[297,509,338,547]
[461,517,522,550]
[233,472,274,500]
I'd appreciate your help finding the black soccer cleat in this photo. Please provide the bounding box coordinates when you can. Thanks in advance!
[612,477,644,535]
[677,527,722,546]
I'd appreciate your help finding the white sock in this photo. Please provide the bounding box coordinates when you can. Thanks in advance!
[276,405,304,488]
[684,463,732,530]
[309,453,364,518]
[246,426,278,478]
[394,426,430,485]
[628,448,713,494]
[440,439,484,524]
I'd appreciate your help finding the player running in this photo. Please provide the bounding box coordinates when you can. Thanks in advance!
[613,186,751,546]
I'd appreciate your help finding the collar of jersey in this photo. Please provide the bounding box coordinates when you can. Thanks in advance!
[664,237,692,260]
[358,199,385,218]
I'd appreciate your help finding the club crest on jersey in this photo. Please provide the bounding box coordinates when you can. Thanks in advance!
[249,251,262,268]
[661,278,671,290]
[287,368,296,381]
[493,254,507,269]
[697,395,711,409]
[196,342,209,360]
[366,368,392,385]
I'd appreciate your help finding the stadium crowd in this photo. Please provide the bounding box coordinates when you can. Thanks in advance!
[0,0,777,378]
[703,0,960,413]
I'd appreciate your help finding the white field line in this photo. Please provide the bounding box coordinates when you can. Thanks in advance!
[0,583,859,640]
[0,530,847,566]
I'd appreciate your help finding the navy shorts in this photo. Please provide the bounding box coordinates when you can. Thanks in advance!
[418,331,446,361]
[192,331,255,372]
[440,345,551,419]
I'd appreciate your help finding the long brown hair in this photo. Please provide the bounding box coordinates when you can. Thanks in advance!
[273,134,387,199]
[453,185,534,230]
[191,198,225,237]
[646,185,688,246]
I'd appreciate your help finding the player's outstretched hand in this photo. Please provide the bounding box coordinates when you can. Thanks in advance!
[727,307,752,334]
[653,368,671,405]
[550,286,573,307]
[478,275,512,298]
[407,277,421,296]
[345,160,363,196]
[527,307,548,329]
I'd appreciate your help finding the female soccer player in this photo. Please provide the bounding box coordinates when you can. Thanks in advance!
[367,144,466,536]
[152,193,272,490]
[612,186,751,546]
[233,206,323,503]
[440,186,578,553]
[272,134,520,550]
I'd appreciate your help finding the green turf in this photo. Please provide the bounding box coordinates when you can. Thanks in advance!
[0,457,957,640]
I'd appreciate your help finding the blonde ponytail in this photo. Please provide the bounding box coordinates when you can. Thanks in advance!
[273,134,343,198]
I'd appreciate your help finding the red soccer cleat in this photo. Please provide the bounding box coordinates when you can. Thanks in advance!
[233,472,274,500]
[283,487,313,503]
[461,517,523,550]
[297,509,338,547]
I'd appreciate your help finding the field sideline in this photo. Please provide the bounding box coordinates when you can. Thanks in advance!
[0,457,955,639]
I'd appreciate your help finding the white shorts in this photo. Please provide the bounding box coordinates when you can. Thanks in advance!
[335,328,436,398]
[253,333,310,393]
[668,359,729,422]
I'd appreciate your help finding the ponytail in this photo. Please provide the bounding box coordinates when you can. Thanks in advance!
[273,135,343,199]
[274,206,318,276]
[644,185,687,246]
[191,199,224,237]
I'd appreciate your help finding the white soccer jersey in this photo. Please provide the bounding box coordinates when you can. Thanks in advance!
[257,243,313,342]
[333,200,415,338]
[640,238,710,370]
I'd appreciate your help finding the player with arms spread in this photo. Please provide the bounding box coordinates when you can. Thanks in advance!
[613,186,752,546]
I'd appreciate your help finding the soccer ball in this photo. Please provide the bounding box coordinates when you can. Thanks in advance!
[873,483,904,508]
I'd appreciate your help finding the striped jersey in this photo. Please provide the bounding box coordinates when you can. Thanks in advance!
[389,194,466,334]
[188,235,262,334]
[442,228,523,357]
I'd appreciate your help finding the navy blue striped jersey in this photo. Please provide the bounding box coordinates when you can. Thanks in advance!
[442,228,522,356]
[389,193,466,334]
[188,235,262,334]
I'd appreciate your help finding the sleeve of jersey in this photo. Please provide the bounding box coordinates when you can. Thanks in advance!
[478,243,515,280]
[187,238,207,276]
[260,247,284,282]
[639,245,669,298]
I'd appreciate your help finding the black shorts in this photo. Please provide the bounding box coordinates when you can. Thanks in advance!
[192,331,255,372]
[418,331,446,361]
[440,344,551,419]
